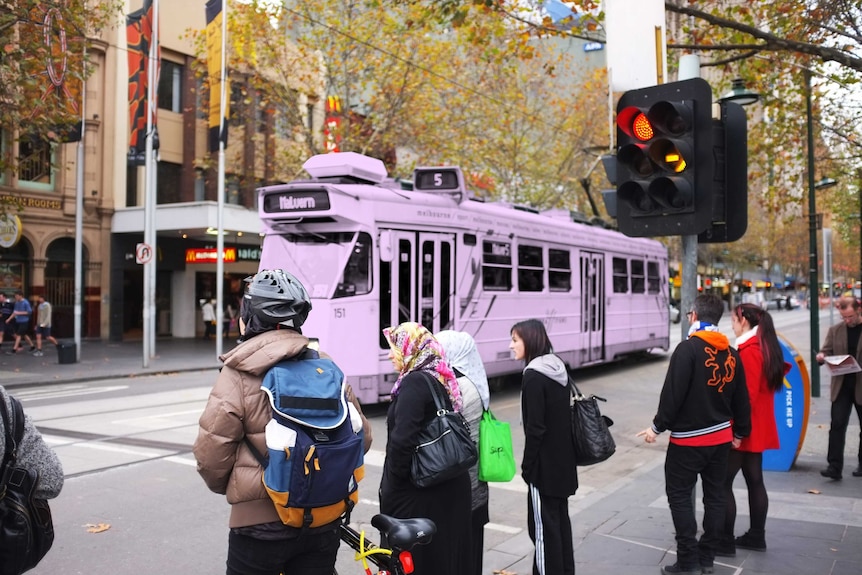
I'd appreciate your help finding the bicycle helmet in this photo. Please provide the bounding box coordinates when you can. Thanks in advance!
[240,269,311,338]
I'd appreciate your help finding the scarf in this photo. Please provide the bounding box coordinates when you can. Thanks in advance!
[434,330,490,410]
[383,322,463,412]
[687,320,721,339]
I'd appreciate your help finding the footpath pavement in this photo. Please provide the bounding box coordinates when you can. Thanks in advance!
[0,337,236,387]
[3,334,862,575]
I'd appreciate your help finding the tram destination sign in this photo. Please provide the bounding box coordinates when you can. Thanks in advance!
[262,189,331,213]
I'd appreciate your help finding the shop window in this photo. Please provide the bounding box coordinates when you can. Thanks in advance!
[613,257,628,293]
[126,165,140,206]
[158,60,183,113]
[256,94,270,134]
[647,261,661,294]
[226,175,240,205]
[194,169,206,201]
[196,74,208,121]
[631,259,645,294]
[229,81,245,128]
[157,161,182,204]
[518,244,543,292]
[17,137,55,191]
[549,248,571,292]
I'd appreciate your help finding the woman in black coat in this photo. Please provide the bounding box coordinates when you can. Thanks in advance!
[510,319,577,575]
[380,322,472,575]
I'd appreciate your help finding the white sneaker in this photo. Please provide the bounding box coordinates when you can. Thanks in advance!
[33,350,44,357]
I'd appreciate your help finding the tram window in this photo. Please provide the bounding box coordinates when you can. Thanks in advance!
[631,259,645,293]
[518,245,543,292]
[647,261,660,294]
[398,240,412,324]
[483,241,512,291]
[379,260,392,349]
[613,257,628,293]
[483,267,512,291]
[549,248,571,292]
[464,233,477,246]
[334,232,372,298]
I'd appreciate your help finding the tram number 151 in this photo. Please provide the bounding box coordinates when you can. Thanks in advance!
[333,307,346,319]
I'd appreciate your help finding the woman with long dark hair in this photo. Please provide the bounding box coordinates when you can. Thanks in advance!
[718,303,787,555]
[510,319,577,575]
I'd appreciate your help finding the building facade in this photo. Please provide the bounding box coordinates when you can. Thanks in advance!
[0,1,323,341]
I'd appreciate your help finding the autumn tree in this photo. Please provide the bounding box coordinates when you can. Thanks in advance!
[192,0,611,213]
[0,0,122,213]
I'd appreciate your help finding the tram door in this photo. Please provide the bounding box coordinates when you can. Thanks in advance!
[580,251,605,362]
[383,231,455,334]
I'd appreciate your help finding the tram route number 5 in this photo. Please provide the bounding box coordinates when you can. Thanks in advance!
[135,243,153,265]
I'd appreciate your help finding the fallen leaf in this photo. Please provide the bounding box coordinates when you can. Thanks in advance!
[85,523,111,533]
[808,489,821,494]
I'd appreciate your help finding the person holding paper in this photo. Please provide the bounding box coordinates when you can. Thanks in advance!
[815,296,862,480]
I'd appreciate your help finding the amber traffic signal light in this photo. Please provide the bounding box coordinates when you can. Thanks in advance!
[615,78,714,237]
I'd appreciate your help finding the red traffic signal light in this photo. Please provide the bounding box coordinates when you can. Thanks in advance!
[614,78,714,237]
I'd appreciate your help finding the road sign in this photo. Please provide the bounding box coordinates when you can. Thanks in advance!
[135,242,153,265]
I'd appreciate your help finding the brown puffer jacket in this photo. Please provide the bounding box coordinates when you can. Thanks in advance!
[193,329,309,528]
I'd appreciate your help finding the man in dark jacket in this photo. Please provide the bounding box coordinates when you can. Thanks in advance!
[815,296,862,479]
[639,294,751,575]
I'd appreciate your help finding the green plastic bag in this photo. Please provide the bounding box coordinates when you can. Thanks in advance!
[478,409,516,482]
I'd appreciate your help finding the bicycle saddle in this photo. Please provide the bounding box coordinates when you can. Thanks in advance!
[371,514,436,549]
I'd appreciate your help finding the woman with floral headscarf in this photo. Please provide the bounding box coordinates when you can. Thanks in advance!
[380,322,472,575]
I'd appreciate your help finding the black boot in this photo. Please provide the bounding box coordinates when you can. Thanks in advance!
[735,530,766,551]
[715,535,736,557]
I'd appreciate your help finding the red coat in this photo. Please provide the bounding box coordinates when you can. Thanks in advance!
[735,335,780,453]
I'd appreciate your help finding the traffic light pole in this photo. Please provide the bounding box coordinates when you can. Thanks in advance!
[806,69,821,398]
[679,55,700,340]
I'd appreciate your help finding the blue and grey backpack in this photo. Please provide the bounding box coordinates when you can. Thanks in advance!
[245,349,364,529]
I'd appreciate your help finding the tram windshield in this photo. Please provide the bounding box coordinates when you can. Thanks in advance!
[268,231,372,299]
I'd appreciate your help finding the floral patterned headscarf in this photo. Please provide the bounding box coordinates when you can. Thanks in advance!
[383,322,463,412]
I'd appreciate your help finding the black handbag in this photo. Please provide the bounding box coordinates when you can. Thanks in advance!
[0,395,54,575]
[569,378,616,466]
[410,374,478,488]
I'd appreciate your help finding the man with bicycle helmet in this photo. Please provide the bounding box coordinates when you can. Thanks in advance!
[194,269,371,575]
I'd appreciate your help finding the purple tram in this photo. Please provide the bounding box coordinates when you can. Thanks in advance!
[257,152,670,404]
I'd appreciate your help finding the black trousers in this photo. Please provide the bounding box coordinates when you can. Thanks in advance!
[665,442,730,569]
[226,528,339,575]
[827,381,862,473]
[526,484,575,575]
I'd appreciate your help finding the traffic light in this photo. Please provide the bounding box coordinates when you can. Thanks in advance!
[698,100,748,243]
[615,78,714,237]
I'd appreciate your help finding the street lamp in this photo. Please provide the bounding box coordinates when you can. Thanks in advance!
[807,64,838,398]
[720,78,761,107]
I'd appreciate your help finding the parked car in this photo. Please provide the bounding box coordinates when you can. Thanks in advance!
[766,295,800,310]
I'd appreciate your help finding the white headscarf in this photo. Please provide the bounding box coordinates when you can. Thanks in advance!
[435,330,490,410]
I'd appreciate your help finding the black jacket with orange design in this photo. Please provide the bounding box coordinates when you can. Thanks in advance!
[651,330,751,446]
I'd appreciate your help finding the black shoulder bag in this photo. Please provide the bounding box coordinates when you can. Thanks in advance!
[409,374,478,488]
[569,377,616,466]
[0,395,54,575]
